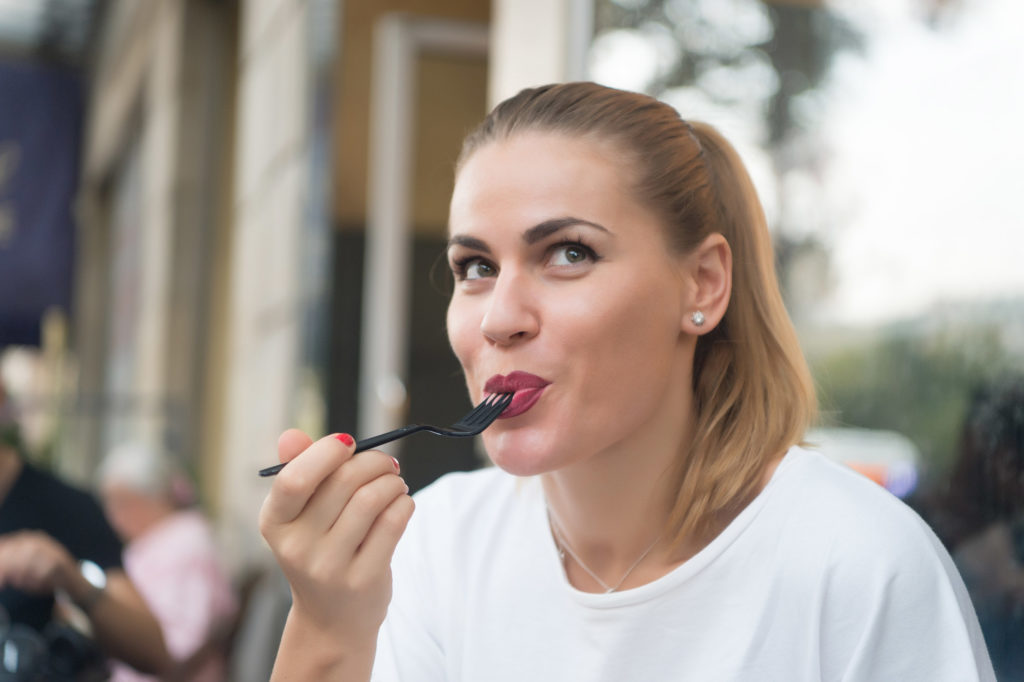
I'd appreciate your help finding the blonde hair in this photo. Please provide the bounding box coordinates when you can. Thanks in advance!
[459,82,817,545]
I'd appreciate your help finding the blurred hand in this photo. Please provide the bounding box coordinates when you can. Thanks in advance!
[0,508,172,675]
[259,429,414,649]
[0,530,77,595]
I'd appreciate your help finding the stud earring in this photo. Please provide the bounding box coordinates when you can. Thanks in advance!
[691,310,706,327]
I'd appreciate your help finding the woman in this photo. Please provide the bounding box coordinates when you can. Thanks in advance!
[259,82,993,680]
[98,442,239,682]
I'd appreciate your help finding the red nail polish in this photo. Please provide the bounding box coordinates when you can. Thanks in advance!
[335,433,354,447]
[391,457,401,473]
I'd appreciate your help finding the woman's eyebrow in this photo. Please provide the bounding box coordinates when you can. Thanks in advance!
[523,217,609,244]
[446,217,609,252]
[446,234,490,253]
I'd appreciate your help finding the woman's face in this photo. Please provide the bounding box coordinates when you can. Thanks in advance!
[101,483,153,541]
[446,132,698,475]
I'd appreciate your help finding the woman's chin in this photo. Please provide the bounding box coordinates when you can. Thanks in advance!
[488,455,551,477]
[482,430,565,477]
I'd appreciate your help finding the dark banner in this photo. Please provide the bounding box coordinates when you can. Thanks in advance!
[0,60,81,348]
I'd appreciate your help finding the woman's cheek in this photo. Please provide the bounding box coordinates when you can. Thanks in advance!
[447,301,476,370]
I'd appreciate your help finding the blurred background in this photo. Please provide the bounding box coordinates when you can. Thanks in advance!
[1,0,1022,676]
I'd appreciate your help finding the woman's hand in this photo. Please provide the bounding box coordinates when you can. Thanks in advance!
[259,430,414,675]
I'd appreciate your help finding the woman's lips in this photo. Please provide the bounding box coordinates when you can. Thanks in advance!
[484,371,551,419]
[497,387,546,419]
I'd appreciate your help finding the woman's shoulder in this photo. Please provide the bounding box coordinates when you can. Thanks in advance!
[767,448,994,679]
[771,447,940,553]
[780,445,920,513]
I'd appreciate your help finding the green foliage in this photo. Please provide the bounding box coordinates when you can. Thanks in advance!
[810,326,1011,477]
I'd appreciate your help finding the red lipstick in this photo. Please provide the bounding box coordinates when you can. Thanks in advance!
[484,371,550,419]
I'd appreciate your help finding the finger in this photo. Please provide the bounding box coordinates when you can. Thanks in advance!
[0,543,38,590]
[278,428,315,464]
[260,434,355,527]
[300,451,402,534]
[350,493,415,582]
[327,473,410,561]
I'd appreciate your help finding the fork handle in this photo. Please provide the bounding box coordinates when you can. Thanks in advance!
[355,424,423,453]
[257,425,423,477]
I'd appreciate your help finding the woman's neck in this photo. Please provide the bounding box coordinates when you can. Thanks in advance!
[539,397,696,590]
[537,399,786,592]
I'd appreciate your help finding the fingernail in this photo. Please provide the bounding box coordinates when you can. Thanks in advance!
[334,433,354,447]
[391,457,401,473]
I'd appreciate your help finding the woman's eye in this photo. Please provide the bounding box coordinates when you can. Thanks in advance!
[460,258,496,280]
[549,243,593,266]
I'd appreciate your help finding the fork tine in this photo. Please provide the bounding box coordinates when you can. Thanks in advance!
[457,392,512,429]
[455,396,492,428]
[473,393,513,426]
[457,395,490,425]
[489,392,514,418]
[482,392,512,420]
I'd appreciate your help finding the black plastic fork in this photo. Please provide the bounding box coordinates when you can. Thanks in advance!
[258,392,514,477]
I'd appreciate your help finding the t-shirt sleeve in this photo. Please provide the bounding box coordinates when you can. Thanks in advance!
[54,481,124,572]
[819,506,996,682]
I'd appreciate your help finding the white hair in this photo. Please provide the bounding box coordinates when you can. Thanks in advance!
[97,441,194,505]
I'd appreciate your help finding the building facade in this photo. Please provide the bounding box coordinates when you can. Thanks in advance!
[68,0,587,577]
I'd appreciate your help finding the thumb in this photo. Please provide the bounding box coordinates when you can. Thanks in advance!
[277,428,315,464]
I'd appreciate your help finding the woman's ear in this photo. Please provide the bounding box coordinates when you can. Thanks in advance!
[682,233,732,335]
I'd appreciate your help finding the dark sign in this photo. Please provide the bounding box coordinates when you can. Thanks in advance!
[0,60,81,347]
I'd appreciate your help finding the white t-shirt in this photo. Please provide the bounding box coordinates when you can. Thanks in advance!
[373,447,995,681]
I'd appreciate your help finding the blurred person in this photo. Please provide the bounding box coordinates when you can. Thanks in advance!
[98,441,238,682]
[0,380,170,677]
[918,375,1024,679]
[259,82,994,680]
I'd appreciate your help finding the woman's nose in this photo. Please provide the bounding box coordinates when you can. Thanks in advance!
[479,272,539,345]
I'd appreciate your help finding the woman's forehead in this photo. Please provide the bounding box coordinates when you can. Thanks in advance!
[458,129,628,173]
[449,134,636,232]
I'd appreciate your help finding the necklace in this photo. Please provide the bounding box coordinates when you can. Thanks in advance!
[547,509,664,594]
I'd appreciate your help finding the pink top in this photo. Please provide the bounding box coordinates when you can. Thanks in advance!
[110,510,238,682]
